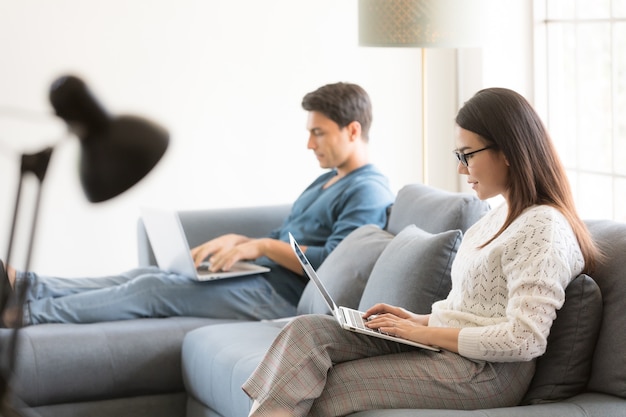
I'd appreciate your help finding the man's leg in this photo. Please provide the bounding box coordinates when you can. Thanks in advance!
[25,271,296,325]
[16,267,162,300]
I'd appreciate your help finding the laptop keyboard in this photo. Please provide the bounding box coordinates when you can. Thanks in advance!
[346,308,368,330]
[344,308,391,336]
[196,262,211,272]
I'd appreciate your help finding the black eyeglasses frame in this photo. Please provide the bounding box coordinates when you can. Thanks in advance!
[453,146,494,167]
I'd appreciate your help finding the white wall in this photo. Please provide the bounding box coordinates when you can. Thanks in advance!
[0,0,532,277]
[429,0,535,194]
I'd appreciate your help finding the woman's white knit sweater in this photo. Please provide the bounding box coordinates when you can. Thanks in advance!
[430,203,584,362]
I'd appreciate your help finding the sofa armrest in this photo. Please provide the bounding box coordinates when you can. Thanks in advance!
[137,204,292,266]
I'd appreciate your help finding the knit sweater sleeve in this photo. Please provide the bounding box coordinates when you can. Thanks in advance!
[434,206,584,362]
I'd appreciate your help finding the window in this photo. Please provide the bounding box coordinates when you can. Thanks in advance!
[535,0,626,222]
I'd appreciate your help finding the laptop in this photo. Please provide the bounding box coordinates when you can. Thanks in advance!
[141,207,270,281]
[289,233,439,351]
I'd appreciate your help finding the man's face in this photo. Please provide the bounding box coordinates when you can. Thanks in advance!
[306,111,353,170]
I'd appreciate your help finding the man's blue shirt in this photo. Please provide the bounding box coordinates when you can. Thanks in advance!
[257,164,394,304]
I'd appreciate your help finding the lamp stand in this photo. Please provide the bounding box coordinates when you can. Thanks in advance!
[0,147,52,413]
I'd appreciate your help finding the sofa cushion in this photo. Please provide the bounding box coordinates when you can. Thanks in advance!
[182,321,287,417]
[4,317,230,406]
[297,225,394,315]
[522,274,603,404]
[358,225,461,314]
[386,184,490,235]
[585,219,626,399]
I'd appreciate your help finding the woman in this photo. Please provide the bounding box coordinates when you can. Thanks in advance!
[241,88,601,417]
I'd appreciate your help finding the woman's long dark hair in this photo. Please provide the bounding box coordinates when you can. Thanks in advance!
[456,87,600,273]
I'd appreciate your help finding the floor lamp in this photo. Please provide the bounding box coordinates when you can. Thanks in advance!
[0,75,169,414]
[358,0,484,185]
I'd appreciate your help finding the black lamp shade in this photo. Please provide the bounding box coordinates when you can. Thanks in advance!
[50,75,169,202]
[79,115,168,202]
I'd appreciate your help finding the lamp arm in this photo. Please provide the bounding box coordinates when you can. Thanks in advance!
[5,147,54,272]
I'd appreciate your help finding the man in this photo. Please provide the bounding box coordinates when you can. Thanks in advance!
[4,82,394,325]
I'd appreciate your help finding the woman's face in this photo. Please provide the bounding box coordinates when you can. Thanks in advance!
[455,126,510,202]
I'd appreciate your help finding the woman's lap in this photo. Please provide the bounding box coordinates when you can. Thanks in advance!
[312,350,535,415]
[245,314,536,417]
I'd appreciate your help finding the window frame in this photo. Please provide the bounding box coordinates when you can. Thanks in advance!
[534,0,626,222]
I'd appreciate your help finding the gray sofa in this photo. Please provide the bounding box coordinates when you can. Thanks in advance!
[2,184,625,417]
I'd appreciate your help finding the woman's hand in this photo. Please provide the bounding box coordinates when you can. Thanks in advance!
[363,303,460,352]
[363,303,429,326]
[363,304,429,343]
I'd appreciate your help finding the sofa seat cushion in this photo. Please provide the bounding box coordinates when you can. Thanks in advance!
[4,317,231,406]
[182,320,287,417]
[347,392,626,417]
[29,392,187,417]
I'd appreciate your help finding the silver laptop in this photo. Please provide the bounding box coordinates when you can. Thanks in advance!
[141,207,270,281]
[289,233,439,351]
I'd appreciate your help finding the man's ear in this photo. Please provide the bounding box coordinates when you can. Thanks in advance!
[346,121,362,141]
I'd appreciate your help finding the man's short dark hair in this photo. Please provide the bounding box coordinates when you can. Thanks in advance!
[301,82,373,142]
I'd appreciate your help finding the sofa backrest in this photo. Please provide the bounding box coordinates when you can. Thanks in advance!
[137,205,292,267]
[522,219,626,404]
[584,219,626,399]
[385,184,490,235]
[296,183,490,315]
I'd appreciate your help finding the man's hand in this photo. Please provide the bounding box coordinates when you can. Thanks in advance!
[193,236,305,276]
[190,234,250,268]
[205,239,267,272]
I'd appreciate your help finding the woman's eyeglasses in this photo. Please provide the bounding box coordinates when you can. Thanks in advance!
[453,146,494,167]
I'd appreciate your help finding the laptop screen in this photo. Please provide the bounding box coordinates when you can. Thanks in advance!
[289,233,337,313]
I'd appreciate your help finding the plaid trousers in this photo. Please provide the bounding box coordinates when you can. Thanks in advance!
[242,314,535,417]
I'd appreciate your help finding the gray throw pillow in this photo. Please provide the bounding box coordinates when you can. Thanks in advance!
[522,274,603,404]
[358,225,461,314]
[296,225,394,315]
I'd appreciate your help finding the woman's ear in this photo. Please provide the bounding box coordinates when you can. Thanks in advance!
[499,151,510,166]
